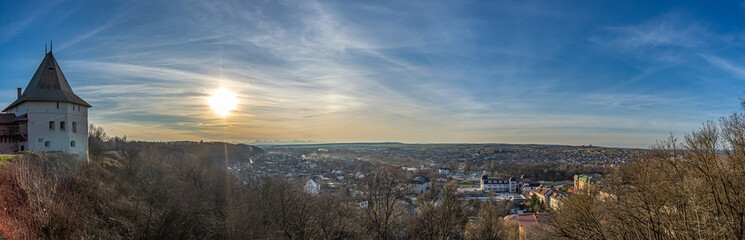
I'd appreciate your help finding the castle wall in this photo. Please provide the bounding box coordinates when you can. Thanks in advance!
[0,135,23,154]
[8,101,88,160]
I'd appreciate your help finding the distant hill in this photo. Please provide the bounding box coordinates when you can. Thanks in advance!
[173,142,263,167]
[265,142,647,151]
[265,142,403,148]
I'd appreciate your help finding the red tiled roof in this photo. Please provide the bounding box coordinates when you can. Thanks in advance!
[504,213,549,230]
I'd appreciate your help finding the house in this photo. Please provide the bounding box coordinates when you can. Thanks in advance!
[434,175,450,185]
[304,179,320,195]
[549,191,567,210]
[409,176,431,194]
[503,213,550,240]
[437,168,451,175]
[597,190,617,202]
[527,187,554,207]
[480,175,541,193]
[0,50,90,160]
[481,175,512,192]
[517,178,541,193]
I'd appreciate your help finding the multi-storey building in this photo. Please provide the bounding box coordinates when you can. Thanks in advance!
[0,51,91,160]
[574,174,602,193]
[480,175,540,193]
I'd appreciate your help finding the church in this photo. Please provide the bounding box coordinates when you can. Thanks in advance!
[0,49,91,161]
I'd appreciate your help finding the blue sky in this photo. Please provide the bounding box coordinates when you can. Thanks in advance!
[2,0,745,147]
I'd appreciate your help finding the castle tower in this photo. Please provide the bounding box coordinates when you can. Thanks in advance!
[1,51,91,161]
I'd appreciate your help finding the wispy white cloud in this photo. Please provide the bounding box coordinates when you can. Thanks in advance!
[592,12,719,49]
[702,55,745,79]
[589,12,737,65]
[3,0,741,147]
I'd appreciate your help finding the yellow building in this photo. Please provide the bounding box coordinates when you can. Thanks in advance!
[573,174,602,193]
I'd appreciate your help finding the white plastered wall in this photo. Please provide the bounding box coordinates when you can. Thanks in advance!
[8,101,89,161]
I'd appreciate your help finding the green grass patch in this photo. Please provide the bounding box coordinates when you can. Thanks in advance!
[459,180,479,187]
[0,154,21,166]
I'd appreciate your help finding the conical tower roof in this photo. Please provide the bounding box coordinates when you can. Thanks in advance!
[3,52,91,111]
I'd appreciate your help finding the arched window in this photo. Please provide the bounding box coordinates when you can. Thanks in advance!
[70,141,76,147]
[72,122,77,133]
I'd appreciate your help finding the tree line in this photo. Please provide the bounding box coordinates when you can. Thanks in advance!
[481,161,609,181]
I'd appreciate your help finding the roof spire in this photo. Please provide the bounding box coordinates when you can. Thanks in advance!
[50,39,53,53]
[2,50,91,112]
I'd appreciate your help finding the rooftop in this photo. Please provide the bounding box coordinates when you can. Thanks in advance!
[3,52,91,112]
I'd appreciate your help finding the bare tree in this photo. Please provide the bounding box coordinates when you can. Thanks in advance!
[408,181,468,240]
[313,194,362,239]
[465,200,514,240]
[547,100,745,239]
[114,139,142,176]
[359,167,410,240]
[88,124,108,159]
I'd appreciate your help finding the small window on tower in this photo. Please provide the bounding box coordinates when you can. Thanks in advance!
[60,121,66,131]
[49,121,55,131]
[56,102,59,109]
[70,141,76,147]
[45,141,50,147]
[72,122,77,133]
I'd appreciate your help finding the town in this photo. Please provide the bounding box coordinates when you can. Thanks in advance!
[226,143,632,238]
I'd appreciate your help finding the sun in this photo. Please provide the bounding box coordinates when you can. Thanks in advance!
[208,88,239,117]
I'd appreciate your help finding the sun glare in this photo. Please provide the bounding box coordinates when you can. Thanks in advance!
[208,88,239,117]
